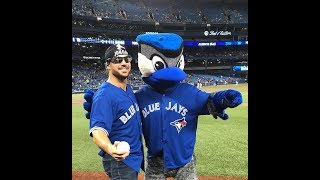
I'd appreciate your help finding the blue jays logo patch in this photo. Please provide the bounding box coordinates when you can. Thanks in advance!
[170,117,187,133]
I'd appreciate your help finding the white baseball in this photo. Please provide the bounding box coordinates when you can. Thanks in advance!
[117,141,130,152]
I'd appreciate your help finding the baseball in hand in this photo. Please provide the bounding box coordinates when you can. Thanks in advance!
[117,141,130,152]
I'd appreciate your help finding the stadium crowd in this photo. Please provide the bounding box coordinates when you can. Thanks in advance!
[72,42,248,65]
[72,59,246,93]
[72,0,248,24]
[72,0,248,93]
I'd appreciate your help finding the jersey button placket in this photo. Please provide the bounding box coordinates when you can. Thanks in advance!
[162,94,169,167]
[162,94,166,145]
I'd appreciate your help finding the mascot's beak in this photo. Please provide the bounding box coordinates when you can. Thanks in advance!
[151,67,186,82]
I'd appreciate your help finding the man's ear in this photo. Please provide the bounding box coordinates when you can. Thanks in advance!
[105,62,110,70]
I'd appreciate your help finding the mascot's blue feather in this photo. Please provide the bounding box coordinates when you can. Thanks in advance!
[136,33,183,51]
[151,67,186,81]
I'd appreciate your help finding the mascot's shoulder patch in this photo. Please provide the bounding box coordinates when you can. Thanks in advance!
[136,33,183,51]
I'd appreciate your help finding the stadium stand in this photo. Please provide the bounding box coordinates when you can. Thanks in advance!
[72,0,248,93]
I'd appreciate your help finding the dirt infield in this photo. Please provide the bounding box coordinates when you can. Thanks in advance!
[72,99,85,104]
[72,172,248,180]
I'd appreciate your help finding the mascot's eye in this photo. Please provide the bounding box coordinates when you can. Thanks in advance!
[177,60,181,67]
[155,61,165,70]
[152,55,166,71]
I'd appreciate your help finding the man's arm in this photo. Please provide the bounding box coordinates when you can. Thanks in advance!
[91,129,129,161]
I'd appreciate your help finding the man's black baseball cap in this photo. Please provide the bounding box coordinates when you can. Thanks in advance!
[104,44,129,63]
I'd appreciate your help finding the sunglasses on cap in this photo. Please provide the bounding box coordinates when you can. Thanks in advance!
[108,55,132,64]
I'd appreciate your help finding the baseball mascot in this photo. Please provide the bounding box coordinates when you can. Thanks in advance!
[83,33,243,179]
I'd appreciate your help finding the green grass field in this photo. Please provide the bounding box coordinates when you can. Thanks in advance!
[72,83,248,177]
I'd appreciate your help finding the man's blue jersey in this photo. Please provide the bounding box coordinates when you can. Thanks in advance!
[89,82,143,173]
[135,83,210,168]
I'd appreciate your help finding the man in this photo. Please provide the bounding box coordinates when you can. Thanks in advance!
[88,44,143,180]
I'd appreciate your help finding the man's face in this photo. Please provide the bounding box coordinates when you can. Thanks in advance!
[108,55,132,80]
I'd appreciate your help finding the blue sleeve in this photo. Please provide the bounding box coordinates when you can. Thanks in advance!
[181,83,210,115]
[195,90,210,115]
[89,92,114,137]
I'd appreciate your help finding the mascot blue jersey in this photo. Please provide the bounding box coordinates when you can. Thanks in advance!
[135,82,210,168]
[89,82,143,173]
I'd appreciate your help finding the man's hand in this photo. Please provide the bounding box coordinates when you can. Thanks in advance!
[92,130,130,161]
[110,141,130,161]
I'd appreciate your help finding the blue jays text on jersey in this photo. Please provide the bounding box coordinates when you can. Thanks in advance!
[119,103,140,124]
[89,82,143,173]
[141,101,188,118]
[135,83,210,169]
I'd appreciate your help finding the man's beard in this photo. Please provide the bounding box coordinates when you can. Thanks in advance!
[113,70,129,81]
